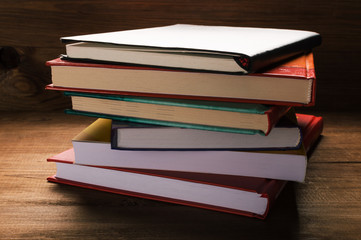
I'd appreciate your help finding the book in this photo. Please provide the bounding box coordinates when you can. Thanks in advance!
[67,113,324,182]
[110,111,302,150]
[47,149,287,219]
[64,91,290,135]
[60,24,321,74]
[296,113,324,152]
[46,52,317,106]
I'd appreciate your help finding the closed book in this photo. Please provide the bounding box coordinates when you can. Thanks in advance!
[46,52,317,106]
[64,91,290,135]
[110,111,302,150]
[296,113,324,153]
[47,149,286,219]
[61,24,321,74]
[68,113,323,182]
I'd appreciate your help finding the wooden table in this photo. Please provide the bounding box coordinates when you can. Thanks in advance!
[1,110,360,239]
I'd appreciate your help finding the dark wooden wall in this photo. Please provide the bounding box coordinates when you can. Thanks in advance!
[1,0,360,111]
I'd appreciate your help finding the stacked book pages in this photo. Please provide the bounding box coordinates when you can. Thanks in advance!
[46,24,323,219]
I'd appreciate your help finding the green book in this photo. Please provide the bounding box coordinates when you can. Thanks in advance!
[64,91,290,135]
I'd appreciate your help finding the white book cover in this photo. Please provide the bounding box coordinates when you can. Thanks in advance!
[62,24,321,73]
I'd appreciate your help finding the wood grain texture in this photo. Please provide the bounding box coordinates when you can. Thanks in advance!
[0,46,70,110]
[0,0,360,111]
[0,111,360,240]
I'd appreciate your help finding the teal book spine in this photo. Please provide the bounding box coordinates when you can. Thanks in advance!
[65,109,263,135]
[63,91,271,114]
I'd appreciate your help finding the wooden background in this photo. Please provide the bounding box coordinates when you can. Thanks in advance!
[1,2,361,239]
[0,0,360,111]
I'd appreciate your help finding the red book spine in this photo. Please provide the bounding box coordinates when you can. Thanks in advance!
[296,114,323,152]
[264,106,292,135]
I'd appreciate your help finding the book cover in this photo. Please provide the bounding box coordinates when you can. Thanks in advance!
[47,149,287,219]
[46,52,316,106]
[296,113,324,152]
[66,113,325,182]
[64,91,290,135]
[110,110,302,151]
[60,24,321,74]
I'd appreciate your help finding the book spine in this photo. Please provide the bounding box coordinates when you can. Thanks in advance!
[302,116,323,152]
[259,180,287,218]
[264,106,291,135]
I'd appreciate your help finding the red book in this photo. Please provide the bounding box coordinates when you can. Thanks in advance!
[46,52,316,106]
[47,149,286,219]
[296,113,324,152]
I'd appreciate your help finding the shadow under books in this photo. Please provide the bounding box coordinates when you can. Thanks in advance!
[49,181,301,239]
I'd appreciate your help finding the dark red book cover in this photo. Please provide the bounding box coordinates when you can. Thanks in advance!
[296,113,323,152]
[47,148,286,219]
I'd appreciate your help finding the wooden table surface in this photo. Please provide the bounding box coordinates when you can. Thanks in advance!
[0,110,360,240]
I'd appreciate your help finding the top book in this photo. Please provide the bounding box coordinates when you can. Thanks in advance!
[61,24,321,74]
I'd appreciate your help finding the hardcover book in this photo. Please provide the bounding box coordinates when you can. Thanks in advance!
[296,113,324,152]
[66,113,323,182]
[47,149,286,219]
[46,52,317,106]
[64,91,290,135]
[60,24,321,74]
[110,111,302,150]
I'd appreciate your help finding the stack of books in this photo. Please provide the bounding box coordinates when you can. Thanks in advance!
[46,24,323,219]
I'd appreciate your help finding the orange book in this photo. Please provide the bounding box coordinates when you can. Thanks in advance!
[46,52,316,106]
